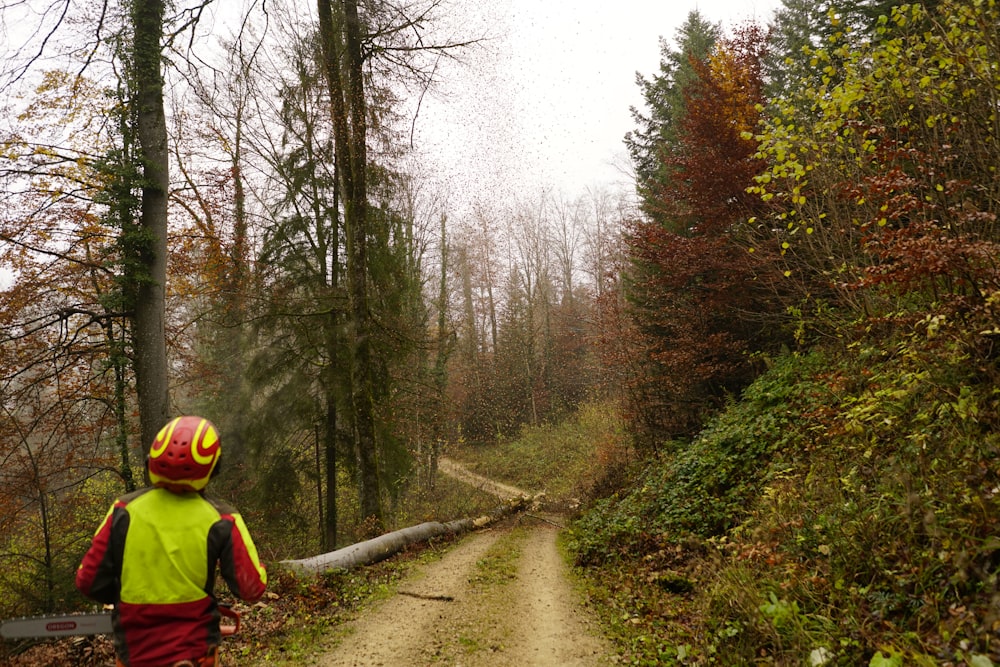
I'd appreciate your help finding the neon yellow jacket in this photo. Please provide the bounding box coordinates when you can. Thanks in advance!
[76,487,267,666]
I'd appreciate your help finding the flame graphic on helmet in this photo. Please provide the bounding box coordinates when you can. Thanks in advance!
[191,419,219,465]
[150,419,179,459]
[148,416,221,492]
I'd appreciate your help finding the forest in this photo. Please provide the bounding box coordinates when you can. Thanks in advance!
[2,0,999,665]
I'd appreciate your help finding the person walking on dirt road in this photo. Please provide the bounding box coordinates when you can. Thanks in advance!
[77,416,268,667]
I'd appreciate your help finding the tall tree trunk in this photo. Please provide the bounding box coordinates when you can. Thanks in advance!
[430,214,449,489]
[459,246,477,361]
[131,0,170,454]
[113,333,135,492]
[319,136,342,552]
[323,384,338,549]
[225,104,250,465]
[317,0,382,532]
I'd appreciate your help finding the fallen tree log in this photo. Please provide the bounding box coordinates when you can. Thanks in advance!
[280,496,537,575]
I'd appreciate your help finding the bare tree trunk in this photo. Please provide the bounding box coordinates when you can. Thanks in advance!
[323,388,338,550]
[225,103,250,464]
[458,246,477,361]
[321,160,342,553]
[317,0,382,532]
[478,217,499,352]
[431,214,450,489]
[131,0,171,453]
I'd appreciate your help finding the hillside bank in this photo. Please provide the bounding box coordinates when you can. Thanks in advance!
[567,334,1000,666]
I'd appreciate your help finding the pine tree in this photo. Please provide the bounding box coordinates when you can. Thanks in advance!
[625,10,720,229]
[245,35,348,551]
[624,23,782,444]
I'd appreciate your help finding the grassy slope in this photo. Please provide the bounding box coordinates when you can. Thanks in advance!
[451,401,632,505]
[565,337,1000,666]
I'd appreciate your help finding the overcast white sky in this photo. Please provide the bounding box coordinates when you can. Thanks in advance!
[1,0,784,217]
[1,0,785,234]
[409,0,784,217]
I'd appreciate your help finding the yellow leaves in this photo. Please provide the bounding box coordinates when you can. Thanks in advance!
[18,70,102,130]
[745,0,999,298]
[924,314,947,339]
[3,69,113,205]
[15,70,111,148]
[33,145,60,160]
[0,141,23,161]
[704,40,766,137]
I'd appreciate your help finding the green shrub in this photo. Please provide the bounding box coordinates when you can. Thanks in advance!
[571,327,1000,664]
[567,350,833,566]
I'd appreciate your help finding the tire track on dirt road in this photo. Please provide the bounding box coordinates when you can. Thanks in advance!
[313,520,613,666]
[313,528,505,666]
[501,518,613,666]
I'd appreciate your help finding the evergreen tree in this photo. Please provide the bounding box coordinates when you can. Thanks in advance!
[623,23,783,444]
[249,22,430,546]
[365,166,430,508]
[317,0,384,533]
[247,37,348,551]
[624,10,720,228]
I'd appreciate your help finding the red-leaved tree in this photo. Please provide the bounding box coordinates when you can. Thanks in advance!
[624,24,785,445]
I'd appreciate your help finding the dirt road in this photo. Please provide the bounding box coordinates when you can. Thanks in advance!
[436,457,531,501]
[306,458,611,667]
[306,457,613,666]
[1,460,612,667]
[311,517,614,666]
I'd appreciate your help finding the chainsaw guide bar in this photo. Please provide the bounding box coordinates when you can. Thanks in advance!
[1,612,112,639]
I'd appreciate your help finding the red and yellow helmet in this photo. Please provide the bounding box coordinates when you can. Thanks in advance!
[148,416,221,493]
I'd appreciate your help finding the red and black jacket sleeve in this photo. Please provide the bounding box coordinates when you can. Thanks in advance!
[76,490,147,604]
[206,498,268,603]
